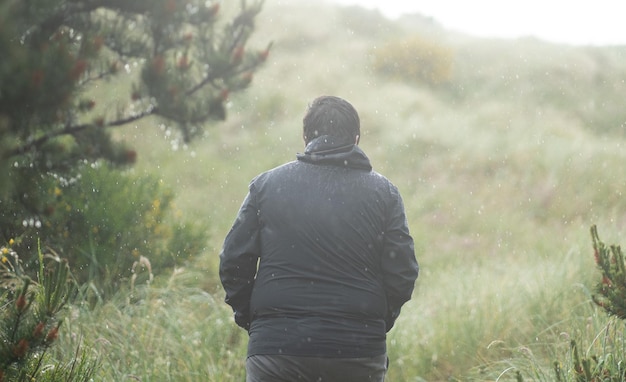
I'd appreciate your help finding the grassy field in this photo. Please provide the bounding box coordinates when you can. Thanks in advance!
[57,1,626,380]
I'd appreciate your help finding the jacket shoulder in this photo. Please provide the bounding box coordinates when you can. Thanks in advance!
[368,169,400,192]
[250,161,299,184]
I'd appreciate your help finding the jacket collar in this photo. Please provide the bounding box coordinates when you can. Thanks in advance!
[296,135,372,171]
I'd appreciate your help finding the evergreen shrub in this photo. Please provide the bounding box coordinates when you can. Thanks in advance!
[0,242,99,381]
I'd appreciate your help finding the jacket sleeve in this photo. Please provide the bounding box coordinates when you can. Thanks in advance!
[381,185,419,332]
[219,188,261,331]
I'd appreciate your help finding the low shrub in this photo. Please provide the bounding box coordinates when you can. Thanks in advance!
[0,242,99,381]
[7,162,209,301]
[371,35,454,87]
[509,226,626,381]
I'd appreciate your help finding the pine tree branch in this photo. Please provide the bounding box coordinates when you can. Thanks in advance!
[2,108,157,160]
[186,72,221,96]
[186,60,259,96]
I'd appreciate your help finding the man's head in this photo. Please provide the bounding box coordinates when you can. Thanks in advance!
[302,96,360,146]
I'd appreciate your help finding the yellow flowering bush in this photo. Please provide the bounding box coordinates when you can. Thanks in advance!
[371,35,454,86]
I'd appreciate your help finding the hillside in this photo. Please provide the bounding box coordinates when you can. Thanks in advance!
[121,0,626,250]
[115,1,626,379]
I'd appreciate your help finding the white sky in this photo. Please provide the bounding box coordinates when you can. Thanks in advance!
[328,0,625,46]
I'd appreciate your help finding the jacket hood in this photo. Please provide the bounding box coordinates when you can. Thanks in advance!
[296,135,372,171]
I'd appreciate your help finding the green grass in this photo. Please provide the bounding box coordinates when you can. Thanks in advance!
[59,271,248,381]
[56,0,626,380]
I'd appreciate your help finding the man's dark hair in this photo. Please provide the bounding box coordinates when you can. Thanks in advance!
[302,96,360,145]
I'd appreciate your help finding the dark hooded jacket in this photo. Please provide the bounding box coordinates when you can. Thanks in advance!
[219,136,419,358]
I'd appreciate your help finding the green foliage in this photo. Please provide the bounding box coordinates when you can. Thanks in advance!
[56,271,246,381]
[450,41,626,135]
[21,163,208,300]
[0,0,268,289]
[546,225,626,381]
[0,243,99,381]
[371,35,454,86]
[553,335,626,382]
[502,227,626,382]
[0,0,268,158]
[591,225,626,319]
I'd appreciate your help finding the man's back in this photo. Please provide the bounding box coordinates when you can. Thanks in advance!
[249,159,397,357]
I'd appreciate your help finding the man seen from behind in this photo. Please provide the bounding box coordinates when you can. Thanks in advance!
[219,95,419,382]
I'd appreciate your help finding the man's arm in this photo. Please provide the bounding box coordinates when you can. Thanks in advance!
[219,190,261,331]
[381,186,419,332]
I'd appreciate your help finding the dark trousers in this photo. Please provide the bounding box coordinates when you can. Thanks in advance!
[246,354,387,382]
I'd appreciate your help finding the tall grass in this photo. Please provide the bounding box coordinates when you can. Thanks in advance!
[58,269,248,381]
[58,0,626,380]
[387,237,599,380]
